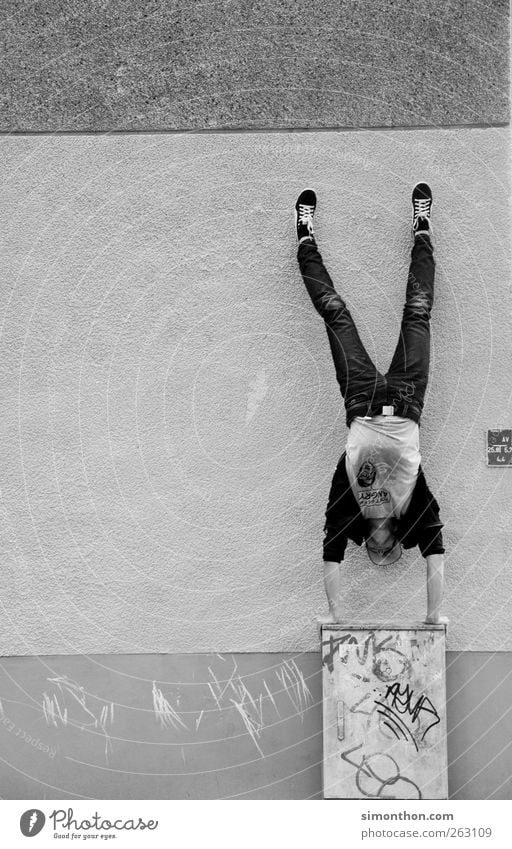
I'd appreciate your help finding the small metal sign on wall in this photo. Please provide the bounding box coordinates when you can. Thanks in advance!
[486,429,512,466]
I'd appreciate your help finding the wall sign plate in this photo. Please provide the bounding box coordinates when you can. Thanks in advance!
[486,429,512,466]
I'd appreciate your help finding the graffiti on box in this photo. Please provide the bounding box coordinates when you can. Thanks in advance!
[322,630,443,799]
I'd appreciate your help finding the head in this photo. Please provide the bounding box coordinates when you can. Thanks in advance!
[365,517,402,566]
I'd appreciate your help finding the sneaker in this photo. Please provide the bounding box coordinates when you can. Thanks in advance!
[412,182,433,235]
[295,189,317,244]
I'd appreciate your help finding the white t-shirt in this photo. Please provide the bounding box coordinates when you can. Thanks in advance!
[345,415,421,519]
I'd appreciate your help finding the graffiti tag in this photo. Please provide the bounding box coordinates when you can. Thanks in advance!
[340,742,422,800]
[376,682,440,744]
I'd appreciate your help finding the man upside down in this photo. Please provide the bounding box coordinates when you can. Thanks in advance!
[294,183,445,624]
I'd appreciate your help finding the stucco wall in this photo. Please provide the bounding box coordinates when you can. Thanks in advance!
[1,127,509,654]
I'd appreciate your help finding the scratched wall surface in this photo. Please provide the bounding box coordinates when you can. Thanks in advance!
[0,651,510,800]
[0,653,321,800]
[322,625,447,799]
[0,128,510,654]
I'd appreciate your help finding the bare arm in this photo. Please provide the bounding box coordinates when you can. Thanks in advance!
[323,560,344,621]
[425,553,445,624]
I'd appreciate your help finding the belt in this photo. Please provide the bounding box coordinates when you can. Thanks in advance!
[346,399,421,425]
[363,405,396,418]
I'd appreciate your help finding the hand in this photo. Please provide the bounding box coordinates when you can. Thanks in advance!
[424,614,449,626]
[331,604,345,622]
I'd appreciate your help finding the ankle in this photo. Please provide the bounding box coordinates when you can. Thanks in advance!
[414,227,433,241]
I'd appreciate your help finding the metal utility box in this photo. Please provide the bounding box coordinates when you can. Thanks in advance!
[321,622,448,799]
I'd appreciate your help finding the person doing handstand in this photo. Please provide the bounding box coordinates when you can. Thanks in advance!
[295,183,445,624]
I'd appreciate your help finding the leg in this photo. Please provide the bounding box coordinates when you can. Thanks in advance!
[386,233,435,417]
[298,239,386,410]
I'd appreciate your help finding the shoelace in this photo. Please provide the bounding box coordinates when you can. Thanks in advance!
[298,204,314,227]
[413,197,431,220]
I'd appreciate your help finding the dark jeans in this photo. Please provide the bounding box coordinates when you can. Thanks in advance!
[297,234,435,427]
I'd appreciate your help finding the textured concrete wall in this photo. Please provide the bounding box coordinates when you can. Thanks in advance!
[0,128,510,654]
[1,0,509,131]
[0,651,510,799]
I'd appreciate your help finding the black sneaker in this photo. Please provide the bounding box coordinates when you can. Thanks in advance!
[295,189,317,244]
[412,182,433,235]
